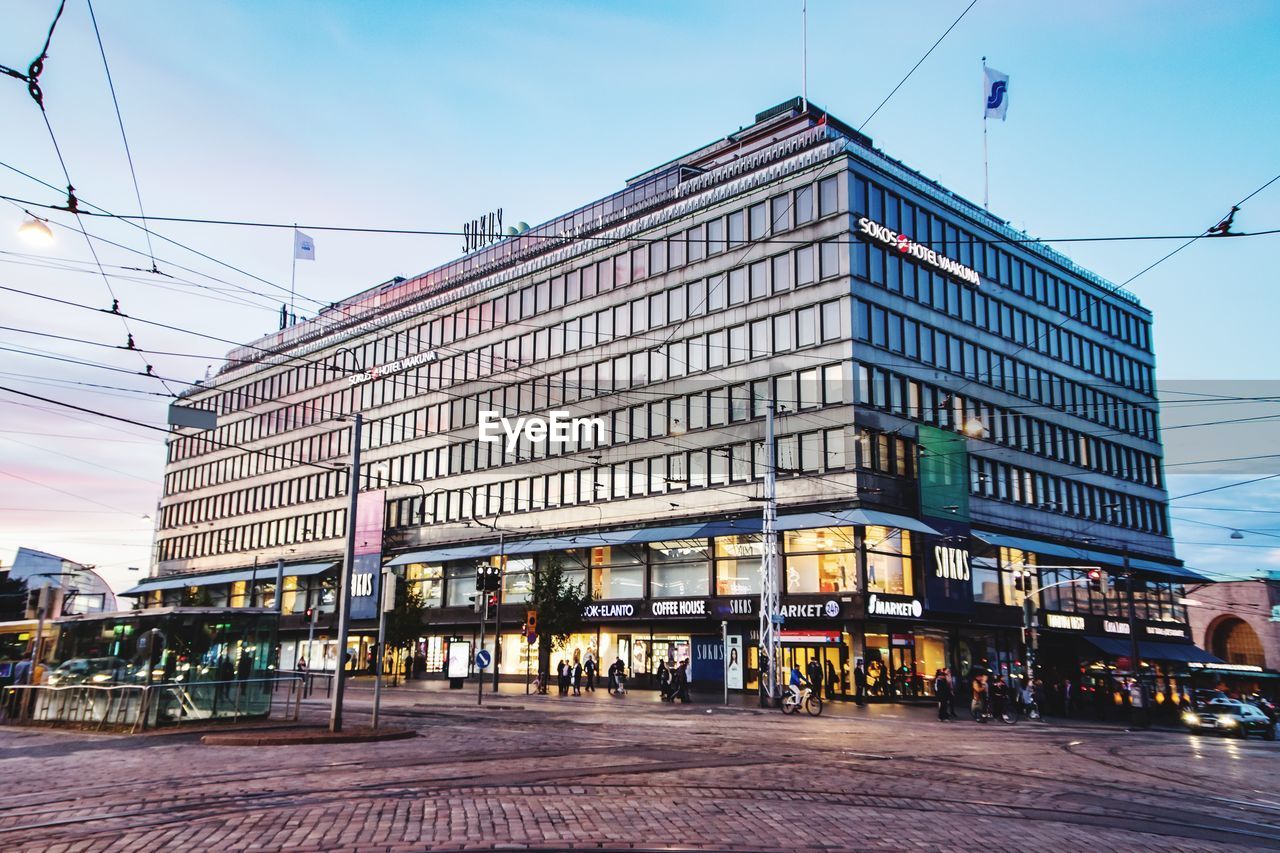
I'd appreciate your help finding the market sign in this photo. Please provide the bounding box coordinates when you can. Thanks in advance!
[780,599,843,620]
[866,593,923,619]
[857,216,981,286]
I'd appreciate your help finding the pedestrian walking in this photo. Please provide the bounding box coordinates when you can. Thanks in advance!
[584,654,597,692]
[572,660,582,696]
[853,660,867,706]
[934,669,953,721]
[824,659,838,701]
[657,660,671,701]
[557,660,568,696]
[971,673,988,721]
[990,675,1008,721]
[608,657,626,695]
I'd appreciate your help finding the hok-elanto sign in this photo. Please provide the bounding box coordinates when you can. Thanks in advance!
[478,410,605,453]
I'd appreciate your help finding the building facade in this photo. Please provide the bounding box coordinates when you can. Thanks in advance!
[128,99,1210,703]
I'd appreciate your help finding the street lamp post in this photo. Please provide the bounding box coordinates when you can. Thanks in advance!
[329,413,363,733]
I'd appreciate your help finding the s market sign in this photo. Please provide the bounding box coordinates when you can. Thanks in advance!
[857,217,981,287]
[867,594,924,619]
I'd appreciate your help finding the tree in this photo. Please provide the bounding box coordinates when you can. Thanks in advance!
[529,555,590,691]
[382,574,425,684]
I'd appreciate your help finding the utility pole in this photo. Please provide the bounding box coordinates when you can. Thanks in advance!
[273,558,284,612]
[329,413,362,733]
[477,566,488,707]
[1123,544,1145,722]
[758,400,780,708]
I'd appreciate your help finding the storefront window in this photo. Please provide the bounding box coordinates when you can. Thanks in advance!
[501,557,533,604]
[715,535,762,595]
[556,550,593,594]
[999,547,1036,607]
[403,563,444,608]
[863,526,912,596]
[652,634,691,671]
[784,526,857,593]
[649,540,710,598]
[230,580,248,608]
[280,576,301,614]
[582,545,645,600]
[971,555,1000,604]
[599,629,638,677]
[444,562,477,608]
[498,631,537,677]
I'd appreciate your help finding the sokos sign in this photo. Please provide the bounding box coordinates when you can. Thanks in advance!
[857,217,981,286]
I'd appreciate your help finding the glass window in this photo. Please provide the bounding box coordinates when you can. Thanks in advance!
[864,526,913,596]
[749,203,768,240]
[784,526,857,593]
[404,563,444,608]
[796,245,815,286]
[728,210,745,247]
[649,540,710,598]
[445,562,477,608]
[707,218,726,254]
[772,253,793,292]
[715,535,762,595]
[770,194,790,232]
[795,185,814,224]
[584,545,645,600]
[818,175,839,216]
[971,555,1000,604]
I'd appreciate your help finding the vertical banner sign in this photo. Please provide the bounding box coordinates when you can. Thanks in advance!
[349,489,386,620]
[923,519,975,614]
[726,635,744,690]
[691,636,724,683]
[918,425,970,522]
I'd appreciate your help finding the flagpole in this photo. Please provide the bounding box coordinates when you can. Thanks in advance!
[289,223,298,326]
[982,57,989,211]
[801,0,808,112]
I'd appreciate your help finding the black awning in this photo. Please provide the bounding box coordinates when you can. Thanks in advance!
[1083,636,1224,664]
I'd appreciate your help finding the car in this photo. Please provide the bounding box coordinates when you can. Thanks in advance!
[47,657,127,687]
[1184,700,1277,740]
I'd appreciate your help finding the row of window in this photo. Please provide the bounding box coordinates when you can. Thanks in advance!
[163,359,848,529]
[163,288,847,500]
[855,241,1154,394]
[155,527,1187,625]
[157,507,346,563]
[855,365,1164,488]
[853,298,1159,442]
[853,173,1151,350]
[191,174,844,426]
[170,235,843,469]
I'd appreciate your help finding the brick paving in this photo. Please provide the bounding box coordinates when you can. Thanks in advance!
[1,682,1278,851]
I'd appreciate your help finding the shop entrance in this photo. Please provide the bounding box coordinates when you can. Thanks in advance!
[779,643,848,698]
[863,626,951,699]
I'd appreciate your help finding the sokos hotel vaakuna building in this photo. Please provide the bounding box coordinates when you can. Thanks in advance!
[127,99,1216,702]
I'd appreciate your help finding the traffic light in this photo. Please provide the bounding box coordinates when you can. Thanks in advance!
[485,593,498,620]
[475,563,501,592]
[526,609,537,639]
[1012,570,1026,593]
[1087,568,1106,594]
[471,594,483,614]
[304,607,314,620]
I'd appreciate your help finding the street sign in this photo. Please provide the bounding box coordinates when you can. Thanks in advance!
[771,613,785,625]
[475,649,492,670]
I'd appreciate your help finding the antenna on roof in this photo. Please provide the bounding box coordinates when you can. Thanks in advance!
[801,0,809,113]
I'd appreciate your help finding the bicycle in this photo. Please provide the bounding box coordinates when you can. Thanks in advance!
[970,699,991,723]
[782,685,823,716]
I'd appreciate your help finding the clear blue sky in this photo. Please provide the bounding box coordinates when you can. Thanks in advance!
[1,1,1277,590]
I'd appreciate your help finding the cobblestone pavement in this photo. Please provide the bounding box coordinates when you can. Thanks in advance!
[2,682,1278,852]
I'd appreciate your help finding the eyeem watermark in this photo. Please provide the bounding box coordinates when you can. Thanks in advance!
[478,410,605,453]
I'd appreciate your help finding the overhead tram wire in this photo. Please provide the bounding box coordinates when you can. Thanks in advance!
[86,0,157,271]
[858,0,979,132]
[3,5,175,397]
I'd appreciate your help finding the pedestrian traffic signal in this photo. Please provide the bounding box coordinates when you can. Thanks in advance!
[304,607,314,620]
[485,593,498,620]
[1087,568,1106,594]
[1012,570,1026,593]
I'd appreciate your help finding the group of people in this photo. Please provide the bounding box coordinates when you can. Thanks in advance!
[960,672,1038,721]
[554,654,598,695]
[657,660,691,703]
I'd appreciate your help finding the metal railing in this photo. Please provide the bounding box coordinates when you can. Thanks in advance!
[0,675,303,733]
[276,668,334,699]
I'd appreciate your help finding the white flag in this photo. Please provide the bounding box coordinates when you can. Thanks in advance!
[293,230,315,261]
[984,66,1009,121]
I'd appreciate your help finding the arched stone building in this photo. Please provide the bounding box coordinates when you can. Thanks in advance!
[1187,573,1279,671]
